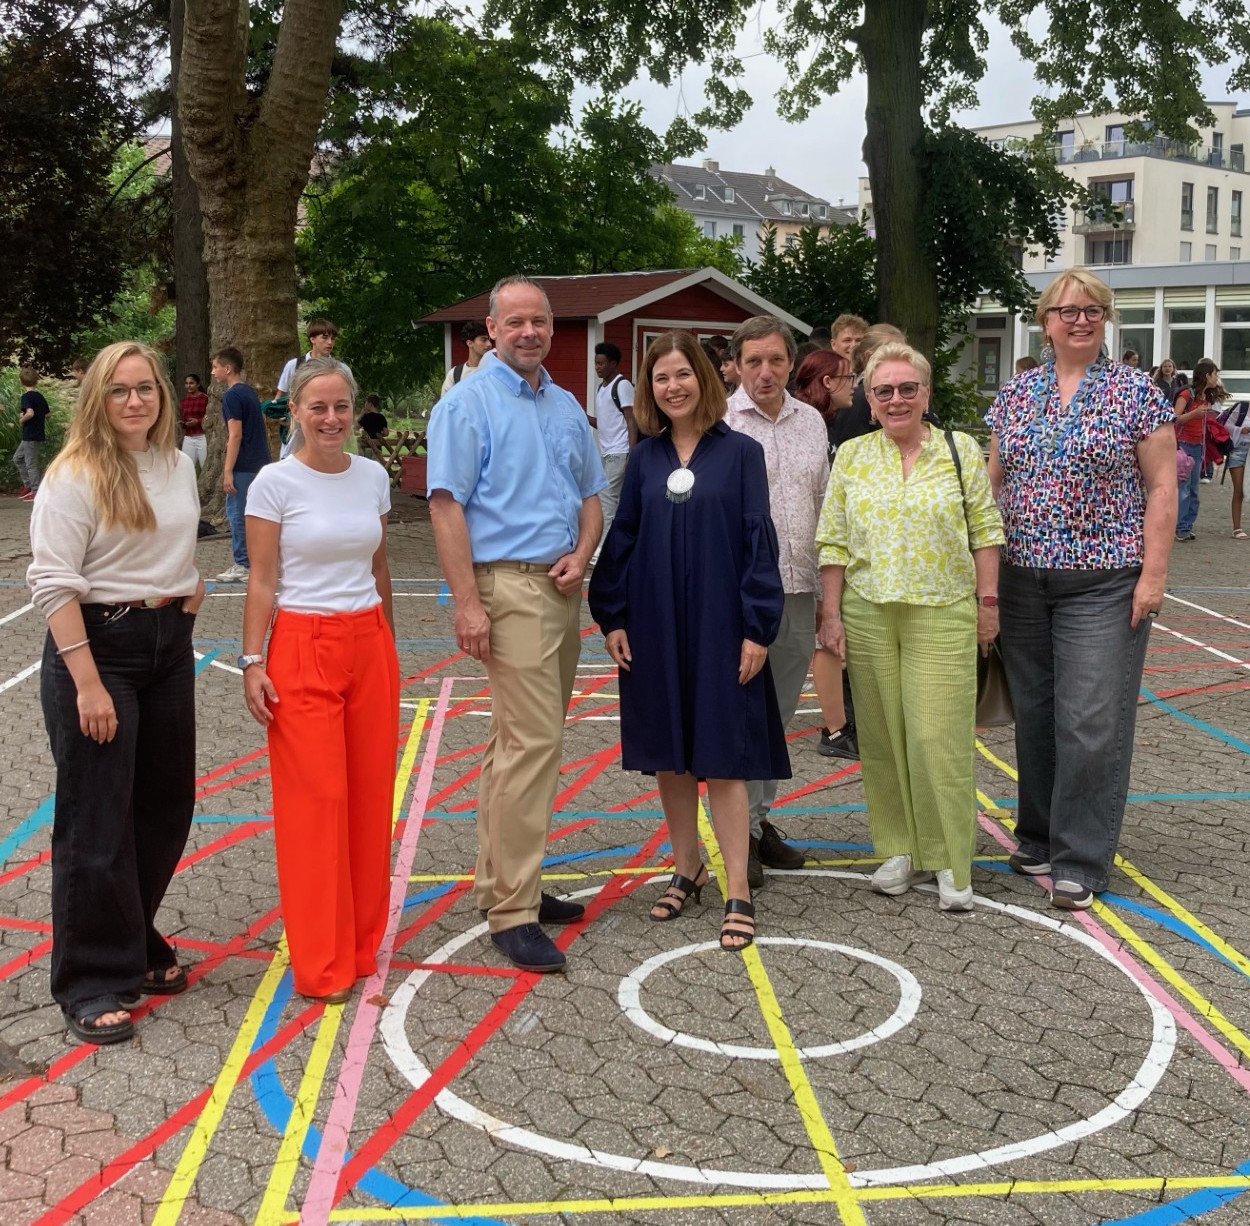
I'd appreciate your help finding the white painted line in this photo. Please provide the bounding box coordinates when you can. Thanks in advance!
[1164,591,1250,633]
[0,660,41,694]
[0,602,33,627]
[1149,623,1250,675]
[380,872,1175,1190]
[620,938,920,1060]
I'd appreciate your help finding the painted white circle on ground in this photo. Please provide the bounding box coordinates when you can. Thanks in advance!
[380,871,1176,1190]
[618,937,921,1060]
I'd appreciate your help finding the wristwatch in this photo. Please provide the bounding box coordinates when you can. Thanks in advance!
[976,595,999,608]
[237,654,264,670]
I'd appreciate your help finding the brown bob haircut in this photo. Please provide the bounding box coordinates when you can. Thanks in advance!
[632,330,727,437]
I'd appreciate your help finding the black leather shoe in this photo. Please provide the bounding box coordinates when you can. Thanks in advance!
[747,837,764,889]
[538,892,585,925]
[490,923,566,972]
[819,723,859,761]
[757,820,805,870]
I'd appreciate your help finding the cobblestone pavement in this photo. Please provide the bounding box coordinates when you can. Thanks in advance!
[0,480,1249,1226]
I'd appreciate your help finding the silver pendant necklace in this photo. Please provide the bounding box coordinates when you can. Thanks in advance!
[666,437,697,504]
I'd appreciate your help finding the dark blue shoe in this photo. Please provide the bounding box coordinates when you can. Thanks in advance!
[490,923,566,972]
[479,893,585,925]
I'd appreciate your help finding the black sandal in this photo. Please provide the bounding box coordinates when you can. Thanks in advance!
[65,1006,134,1046]
[141,964,189,996]
[650,866,709,922]
[720,898,756,951]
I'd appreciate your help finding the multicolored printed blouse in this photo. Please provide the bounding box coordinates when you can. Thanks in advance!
[985,357,1174,570]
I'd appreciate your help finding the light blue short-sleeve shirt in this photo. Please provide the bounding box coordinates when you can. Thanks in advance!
[427,351,607,564]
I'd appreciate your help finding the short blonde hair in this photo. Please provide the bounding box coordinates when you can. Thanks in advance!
[1035,268,1115,325]
[851,323,906,374]
[862,341,932,394]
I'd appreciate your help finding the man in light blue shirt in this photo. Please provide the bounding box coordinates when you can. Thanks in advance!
[428,275,606,975]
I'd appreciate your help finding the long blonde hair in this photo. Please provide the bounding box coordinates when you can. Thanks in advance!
[47,341,178,532]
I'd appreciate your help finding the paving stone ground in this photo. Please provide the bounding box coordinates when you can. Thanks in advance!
[0,480,1248,1225]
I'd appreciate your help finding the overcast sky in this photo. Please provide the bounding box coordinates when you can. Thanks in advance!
[604,11,1250,206]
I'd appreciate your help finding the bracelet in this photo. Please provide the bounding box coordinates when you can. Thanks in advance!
[56,639,90,657]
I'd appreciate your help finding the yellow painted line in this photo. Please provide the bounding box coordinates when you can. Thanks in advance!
[317,1173,1250,1219]
[976,741,1250,980]
[255,1004,345,1224]
[695,804,866,1226]
[1091,899,1250,1062]
[152,942,291,1225]
[254,699,429,1223]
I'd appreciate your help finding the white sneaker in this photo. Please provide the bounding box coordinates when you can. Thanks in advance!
[936,869,974,912]
[871,855,935,896]
[215,563,249,582]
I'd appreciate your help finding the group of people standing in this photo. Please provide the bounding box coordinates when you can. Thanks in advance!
[24,265,1181,1038]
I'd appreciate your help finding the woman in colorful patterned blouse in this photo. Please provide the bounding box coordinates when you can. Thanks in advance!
[817,342,1004,913]
[986,268,1176,911]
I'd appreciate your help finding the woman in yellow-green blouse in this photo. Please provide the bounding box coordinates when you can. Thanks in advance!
[816,342,1004,913]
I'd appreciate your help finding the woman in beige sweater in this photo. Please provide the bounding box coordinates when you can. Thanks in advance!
[28,342,204,1045]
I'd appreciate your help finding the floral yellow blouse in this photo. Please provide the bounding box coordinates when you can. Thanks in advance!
[816,429,1004,605]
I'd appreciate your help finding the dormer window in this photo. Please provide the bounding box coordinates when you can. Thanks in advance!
[724,187,735,203]
[817,205,827,219]
[694,184,705,200]
[781,201,791,215]
[799,202,809,217]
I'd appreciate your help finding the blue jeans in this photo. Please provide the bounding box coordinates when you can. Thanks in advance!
[1176,441,1204,533]
[226,469,258,566]
[41,603,196,1016]
[998,564,1150,892]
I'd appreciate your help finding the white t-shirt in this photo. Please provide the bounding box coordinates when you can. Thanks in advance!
[595,374,634,456]
[439,361,484,396]
[245,455,390,613]
[277,354,353,394]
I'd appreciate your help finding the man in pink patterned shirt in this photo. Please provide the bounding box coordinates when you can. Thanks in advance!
[725,316,831,887]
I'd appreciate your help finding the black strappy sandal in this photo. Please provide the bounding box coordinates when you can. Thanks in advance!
[720,898,756,951]
[650,866,709,922]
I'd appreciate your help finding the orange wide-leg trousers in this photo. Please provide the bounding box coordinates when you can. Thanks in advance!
[265,604,400,997]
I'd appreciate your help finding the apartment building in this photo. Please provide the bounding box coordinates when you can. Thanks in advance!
[652,160,852,263]
[857,102,1250,395]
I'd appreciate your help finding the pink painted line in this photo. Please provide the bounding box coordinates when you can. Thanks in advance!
[300,676,455,1224]
[976,811,1250,1095]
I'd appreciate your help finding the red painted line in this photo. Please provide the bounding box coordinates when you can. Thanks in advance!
[389,960,524,978]
[194,746,269,788]
[775,761,862,806]
[35,1005,323,1226]
[392,880,474,956]
[196,766,272,800]
[0,849,51,888]
[400,651,465,687]
[335,825,666,1202]
[175,820,272,873]
[1154,680,1250,698]
[0,938,52,982]
[0,915,52,933]
[1143,660,1248,673]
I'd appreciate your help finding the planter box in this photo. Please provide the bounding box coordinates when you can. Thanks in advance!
[399,455,428,498]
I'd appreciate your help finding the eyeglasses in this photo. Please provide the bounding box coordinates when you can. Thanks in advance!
[1046,305,1108,324]
[106,383,160,404]
[869,382,922,403]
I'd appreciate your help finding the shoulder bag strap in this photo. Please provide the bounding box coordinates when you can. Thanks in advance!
[942,429,973,549]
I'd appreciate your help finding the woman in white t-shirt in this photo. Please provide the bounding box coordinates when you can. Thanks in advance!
[241,357,399,1004]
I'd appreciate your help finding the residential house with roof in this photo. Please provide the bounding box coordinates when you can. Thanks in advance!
[651,160,853,263]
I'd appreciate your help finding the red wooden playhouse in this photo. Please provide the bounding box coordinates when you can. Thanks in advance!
[416,267,810,412]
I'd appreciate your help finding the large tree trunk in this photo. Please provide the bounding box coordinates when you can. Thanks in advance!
[176,0,343,512]
[859,0,940,360]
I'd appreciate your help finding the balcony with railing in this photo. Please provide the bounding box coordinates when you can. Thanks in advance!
[1072,199,1136,234]
[1049,137,1245,172]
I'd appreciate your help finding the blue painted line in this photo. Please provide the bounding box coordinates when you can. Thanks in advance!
[1103,893,1243,976]
[1140,686,1250,755]
[247,966,505,1223]
[0,795,54,866]
[402,882,457,913]
[437,583,450,606]
[0,650,222,866]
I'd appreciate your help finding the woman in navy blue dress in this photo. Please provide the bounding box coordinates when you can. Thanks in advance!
[589,331,788,951]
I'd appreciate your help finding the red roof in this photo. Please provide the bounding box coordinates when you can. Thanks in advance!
[417,271,692,323]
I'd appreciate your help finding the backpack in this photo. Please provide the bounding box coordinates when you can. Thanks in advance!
[452,362,465,384]
[607,375,625,411]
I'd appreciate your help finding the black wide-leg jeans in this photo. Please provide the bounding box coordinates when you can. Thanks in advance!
[40,603,196,1018]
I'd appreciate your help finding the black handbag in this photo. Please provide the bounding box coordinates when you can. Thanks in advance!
[943,431,1014,727]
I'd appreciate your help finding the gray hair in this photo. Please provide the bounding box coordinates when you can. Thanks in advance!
[286,357,357,454]
[730,315,797,363]
[488,274,552,320]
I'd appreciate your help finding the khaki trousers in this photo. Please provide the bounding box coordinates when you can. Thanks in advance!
[474,563,582,930]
